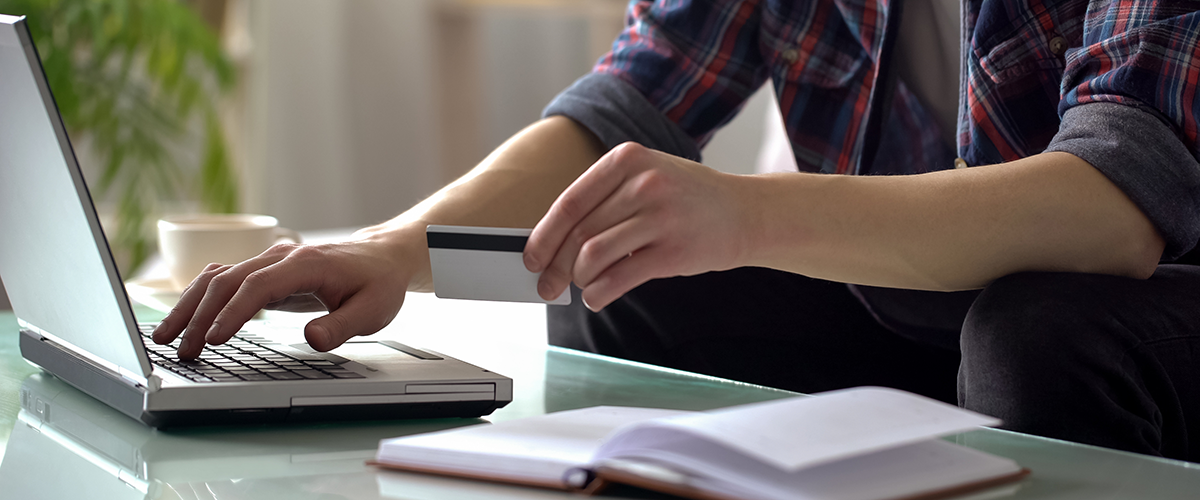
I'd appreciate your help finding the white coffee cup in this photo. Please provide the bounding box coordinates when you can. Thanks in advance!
[157,214,301,290]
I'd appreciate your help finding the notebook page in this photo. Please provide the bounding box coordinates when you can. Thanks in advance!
[376,406,688,485]
[599,439,1021,500]
[611,387,999,472]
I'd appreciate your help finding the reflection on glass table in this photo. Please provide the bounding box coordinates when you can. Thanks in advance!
[2,288,1200,499]
[0,352,790,500]
[1,373,476,499]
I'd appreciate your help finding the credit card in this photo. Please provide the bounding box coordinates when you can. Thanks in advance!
[427,225,571,305]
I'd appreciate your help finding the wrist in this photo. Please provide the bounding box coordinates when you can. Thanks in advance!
[725,172,764,269]
[353,219,434,293]
[733,172,800,270]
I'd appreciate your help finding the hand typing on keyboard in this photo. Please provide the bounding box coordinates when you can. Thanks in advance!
[141,324,365,382]
[149,229,418,361]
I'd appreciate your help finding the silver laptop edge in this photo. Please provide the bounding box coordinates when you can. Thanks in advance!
[0,16,153,382]
[0,16,511,426]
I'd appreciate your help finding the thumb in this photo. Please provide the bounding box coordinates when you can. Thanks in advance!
[304,291,401,351]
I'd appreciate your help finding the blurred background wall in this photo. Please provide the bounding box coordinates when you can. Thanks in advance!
[232,0,779,231]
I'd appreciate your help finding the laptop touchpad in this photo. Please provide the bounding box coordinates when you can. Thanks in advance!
[330,341,417,364]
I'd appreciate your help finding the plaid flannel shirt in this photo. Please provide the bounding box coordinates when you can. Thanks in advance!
[546,0,1200,259]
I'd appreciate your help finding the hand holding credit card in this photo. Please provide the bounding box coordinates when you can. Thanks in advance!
[427,225,571,305]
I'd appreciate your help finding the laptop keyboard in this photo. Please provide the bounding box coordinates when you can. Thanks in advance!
[139,325,366,383]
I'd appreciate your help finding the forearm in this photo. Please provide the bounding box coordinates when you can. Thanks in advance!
[741,152,1165,290]
[158,116,605,353]
[356,116,604,292]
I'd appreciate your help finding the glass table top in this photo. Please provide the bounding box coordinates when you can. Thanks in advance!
[0,293,1198,500]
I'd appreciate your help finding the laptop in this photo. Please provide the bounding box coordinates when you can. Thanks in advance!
[0,15,512,426]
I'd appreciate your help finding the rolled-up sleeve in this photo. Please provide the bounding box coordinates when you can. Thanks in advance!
[1049,2,1200,260]
[544,73,702,161]
[544,0,769,157]
[1046,104,1200,260]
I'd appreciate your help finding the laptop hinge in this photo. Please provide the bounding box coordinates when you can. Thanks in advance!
[25,329,148,389]
[19,329,148,420]
[143,372,162,391]
[20,321,149,388]
[119,366,158,390]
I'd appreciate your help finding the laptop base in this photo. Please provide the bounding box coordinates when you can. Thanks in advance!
[21,329,508,427]
[146,400,504,428]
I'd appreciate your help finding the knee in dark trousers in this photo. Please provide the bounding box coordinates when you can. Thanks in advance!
[959,271,1192,459]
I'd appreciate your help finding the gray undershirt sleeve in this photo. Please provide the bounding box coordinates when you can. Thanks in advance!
[542,73,702,163]
[1045,102,1200,261]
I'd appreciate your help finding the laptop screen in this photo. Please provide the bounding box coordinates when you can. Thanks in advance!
[0,16,152,380]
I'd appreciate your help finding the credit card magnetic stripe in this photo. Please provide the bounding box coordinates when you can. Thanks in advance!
[426,232,528,253]
[426,225,570,305]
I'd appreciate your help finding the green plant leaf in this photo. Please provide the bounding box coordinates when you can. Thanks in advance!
[0,0,240,275]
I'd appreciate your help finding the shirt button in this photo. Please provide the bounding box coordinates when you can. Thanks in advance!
[781,48,799,64]
[954,158,969,169]
[1049,36,1067,56]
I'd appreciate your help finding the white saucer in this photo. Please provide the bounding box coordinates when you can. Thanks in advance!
[125,277,183,313]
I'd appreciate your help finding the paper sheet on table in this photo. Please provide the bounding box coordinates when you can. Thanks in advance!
[638,387,1000,472]
[376,406,689,485]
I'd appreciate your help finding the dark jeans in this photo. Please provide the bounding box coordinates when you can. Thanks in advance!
[547,266,1200,462]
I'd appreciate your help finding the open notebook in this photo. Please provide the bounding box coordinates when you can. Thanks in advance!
[373,387,1029,500]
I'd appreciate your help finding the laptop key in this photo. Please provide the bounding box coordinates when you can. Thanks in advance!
[268,372,304,380]
[239,374,273,381]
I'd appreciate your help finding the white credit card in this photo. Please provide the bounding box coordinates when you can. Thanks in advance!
[427,225,571,305]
